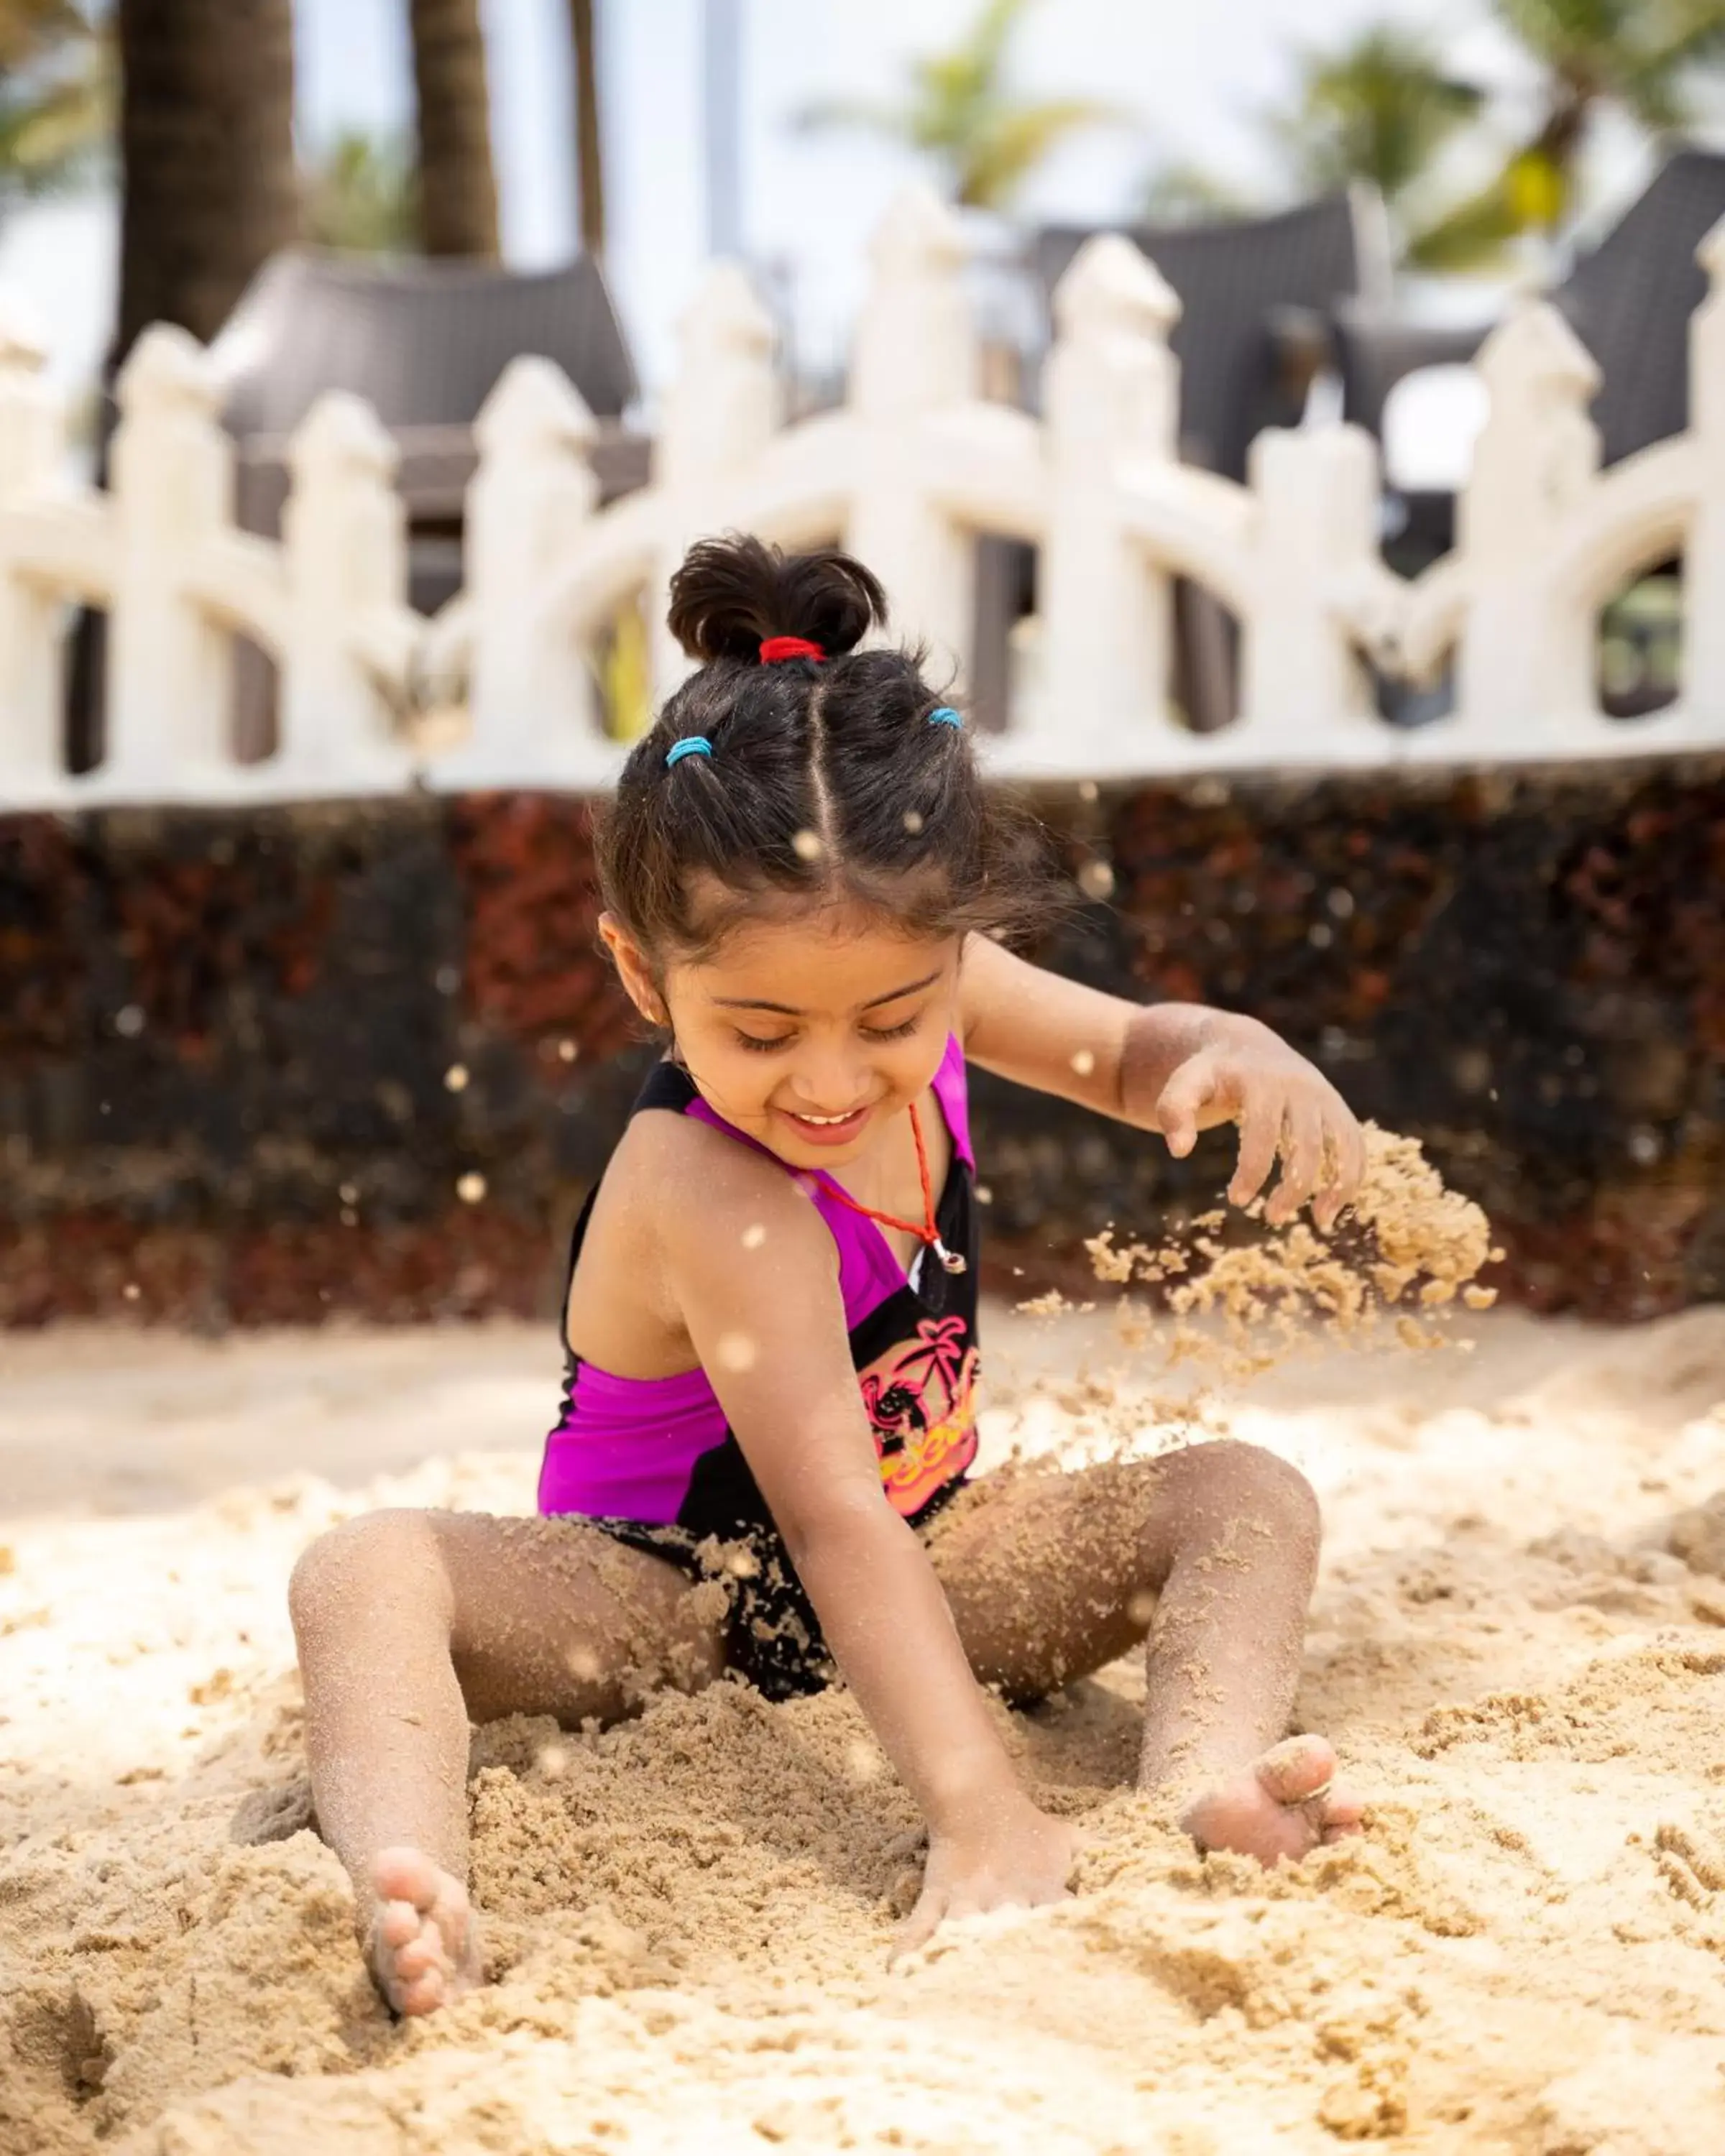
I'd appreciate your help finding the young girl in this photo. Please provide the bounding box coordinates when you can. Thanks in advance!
[290,538,1367,2018]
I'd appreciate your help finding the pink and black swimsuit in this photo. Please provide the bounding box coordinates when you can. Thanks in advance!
[538,1036,982,1698]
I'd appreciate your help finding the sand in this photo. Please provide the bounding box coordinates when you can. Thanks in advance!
[4,1301,1725,2155]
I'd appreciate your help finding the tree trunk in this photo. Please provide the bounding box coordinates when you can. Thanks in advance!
[410,0,502,258]
[571,0,606,257]
[116,0,300,360]
[83,1,298,773]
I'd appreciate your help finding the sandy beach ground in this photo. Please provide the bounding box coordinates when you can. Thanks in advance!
[4,1302,1725,2155]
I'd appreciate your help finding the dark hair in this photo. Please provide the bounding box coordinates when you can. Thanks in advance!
[595,535,1052,959]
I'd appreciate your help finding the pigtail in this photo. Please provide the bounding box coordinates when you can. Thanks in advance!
[668,535,886,665]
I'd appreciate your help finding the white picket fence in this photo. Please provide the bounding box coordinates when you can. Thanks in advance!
[1,185,1724,812]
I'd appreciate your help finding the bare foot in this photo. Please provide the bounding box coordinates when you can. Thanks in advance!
[1178,1734,1363,1867]
[368,1846,483,2016]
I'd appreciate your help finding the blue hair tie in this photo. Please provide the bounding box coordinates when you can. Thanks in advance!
[666,736,713,768]
[928,706,963,729]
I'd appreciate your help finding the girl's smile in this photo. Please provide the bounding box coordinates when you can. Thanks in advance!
[778,1102,874,1147]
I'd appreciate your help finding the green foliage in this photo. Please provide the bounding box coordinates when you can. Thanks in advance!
[1270,27,1482,208]
[795,0,1123,212]
[1147,0,1725,274]
[305,131,420,257]
[0,0,111,206]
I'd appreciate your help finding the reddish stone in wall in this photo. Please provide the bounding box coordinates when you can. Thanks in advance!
[448,794,636,1064]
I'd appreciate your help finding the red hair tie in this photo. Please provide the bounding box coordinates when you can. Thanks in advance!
[759,635,824,665]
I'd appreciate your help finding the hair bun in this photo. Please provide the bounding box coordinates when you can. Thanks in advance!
[667,535,888,665]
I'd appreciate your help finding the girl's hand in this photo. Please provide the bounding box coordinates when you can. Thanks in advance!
[1154,1014,1366,1231]
[893,1798,1080,1958]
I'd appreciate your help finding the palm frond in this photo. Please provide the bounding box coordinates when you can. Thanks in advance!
[1138,160,1259,225]
[1487,0,1632,68]
[958,96,1124,208]
[305,130,419,256]
[1619,1,1725,130]
[0,0,88,78]
[1273,27,1485,208]
[0,25,109,198]
[1404,167,1533,272]
[791,0,1113,212]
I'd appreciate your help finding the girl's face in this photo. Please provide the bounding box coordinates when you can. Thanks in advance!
[602,899,962,1169]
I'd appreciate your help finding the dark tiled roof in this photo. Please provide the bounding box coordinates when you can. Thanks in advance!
[1034,193,1374,478]
[211,249,638,443]
[1555,146,1725,465]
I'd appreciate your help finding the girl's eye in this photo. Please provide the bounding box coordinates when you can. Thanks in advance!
[735,1032,793,1054]
[861,1015,920,1044]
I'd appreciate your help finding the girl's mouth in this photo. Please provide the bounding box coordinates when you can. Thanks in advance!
[778,1104,872,1148]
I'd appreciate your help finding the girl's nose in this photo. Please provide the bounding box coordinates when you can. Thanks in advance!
[789,1042,871,1113]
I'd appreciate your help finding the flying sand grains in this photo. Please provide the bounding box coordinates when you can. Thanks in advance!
[1071,1049,1097,1077]
[792,829,823,862]
[456,1172,487,1204]
[741,1224,768,1251]
[444,1064,469,1093]
[717,1332,758,1373]
[1075,1123,1496,1378]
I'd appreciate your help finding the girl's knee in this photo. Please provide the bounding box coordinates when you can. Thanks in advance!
[288,1508,450,1639]
[1160,1440,1320,1547]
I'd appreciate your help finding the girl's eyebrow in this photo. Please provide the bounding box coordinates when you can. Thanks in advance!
[713,970,943,1017]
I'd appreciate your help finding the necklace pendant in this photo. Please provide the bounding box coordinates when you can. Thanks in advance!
[934,1240,967,1276]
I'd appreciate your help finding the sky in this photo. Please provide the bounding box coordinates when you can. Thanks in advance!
[0,0,1683,401]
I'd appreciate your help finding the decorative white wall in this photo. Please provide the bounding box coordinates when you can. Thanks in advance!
[1,187,1722,812]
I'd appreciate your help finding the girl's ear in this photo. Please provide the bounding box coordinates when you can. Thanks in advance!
[598,913,668,1027]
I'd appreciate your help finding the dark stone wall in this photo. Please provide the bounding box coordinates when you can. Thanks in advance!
[2,760,1722,1329]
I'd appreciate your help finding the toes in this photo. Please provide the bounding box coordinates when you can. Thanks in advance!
[393,1927,445,1982]
[395,1968,446,2017]
[378,1898,422,1950]
[1254,1733,1338,1807]
[1319,1781,1366,1840]
[373,1845,442,1912]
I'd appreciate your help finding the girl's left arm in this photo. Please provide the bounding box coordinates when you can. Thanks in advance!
[960,934,1366,1230]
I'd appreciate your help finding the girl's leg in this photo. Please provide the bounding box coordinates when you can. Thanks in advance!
[923,1442,1363,1863]
[288,1508,724,2014]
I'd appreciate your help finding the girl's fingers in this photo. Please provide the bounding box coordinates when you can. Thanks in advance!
[1228,1093,1283,1208]
[1314,1110,1367,1231]
[1267,1099,1325,1224]
[1339,1112,1368,1204]
[1154,1053,1220,1158]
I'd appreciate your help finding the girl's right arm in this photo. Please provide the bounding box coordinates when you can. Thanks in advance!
[641,1115,1077,1948]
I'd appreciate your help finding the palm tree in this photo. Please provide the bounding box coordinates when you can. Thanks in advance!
[1415,0,1725,269]
[116,0,299,358]
[409,0,500,258]
[569,0,604,256]
[1145,5,1725,273]
[305,131,418,257]
[1141,26,1485,264]
[794,0,1121,213]
[0,0,111,210]
[1271,29,1483,221]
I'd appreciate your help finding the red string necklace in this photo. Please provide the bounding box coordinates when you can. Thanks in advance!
[816,1102,967,1276]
